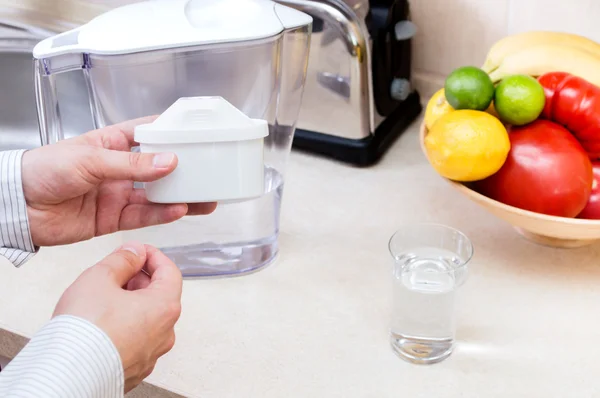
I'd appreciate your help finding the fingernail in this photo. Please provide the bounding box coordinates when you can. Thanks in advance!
[122,245,139,256]
[153,153,175,169]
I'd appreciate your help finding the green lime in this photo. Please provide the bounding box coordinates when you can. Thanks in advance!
[444,66,495,111]
[494,75,545,126]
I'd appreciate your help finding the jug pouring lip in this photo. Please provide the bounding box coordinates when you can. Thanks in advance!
[33,27,83,59]
[32,0,312,60]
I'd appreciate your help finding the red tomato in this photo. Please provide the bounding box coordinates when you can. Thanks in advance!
[539,71,570,120]
[577,162,600,219]
[475,120,593,218]
[538,72,600,159]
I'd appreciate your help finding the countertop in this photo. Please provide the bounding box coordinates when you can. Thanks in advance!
[2,115,600,398]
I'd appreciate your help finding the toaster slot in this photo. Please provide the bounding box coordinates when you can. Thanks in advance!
[368,0,415,117]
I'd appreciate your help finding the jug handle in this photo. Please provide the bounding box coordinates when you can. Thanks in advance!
[34,29,89,145]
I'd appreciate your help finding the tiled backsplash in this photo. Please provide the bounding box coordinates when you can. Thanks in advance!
[410,0,600,98]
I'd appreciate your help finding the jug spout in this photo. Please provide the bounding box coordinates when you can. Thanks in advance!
[34,28,91,145]
[274,2,313,30]
[270,3,312,149]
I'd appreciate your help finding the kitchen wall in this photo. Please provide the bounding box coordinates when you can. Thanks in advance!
[410,0,600,98]
[7,0,598,101]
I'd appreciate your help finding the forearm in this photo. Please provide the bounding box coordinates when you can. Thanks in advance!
[0,150,36,267]
[0,315,124,398]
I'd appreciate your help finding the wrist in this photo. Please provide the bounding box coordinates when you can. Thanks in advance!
[18,150,43,249]
[20,149,59,248]
[0,150,37,265]
[23,205,43,248]
[20,149,40,210]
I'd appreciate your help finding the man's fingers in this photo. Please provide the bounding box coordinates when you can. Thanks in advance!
[143,245,183,300]
[126,271,152,291]
[119,203,188,230]
[64,116,159,151]
[108,116,160,147]
[129,188,152,205]
[187,202,218,215]
[90,149,178,182]
[129,189,217,216]
[156,331,177,357]
[93,241,148,287]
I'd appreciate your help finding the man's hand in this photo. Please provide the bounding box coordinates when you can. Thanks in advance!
[53,242,183,393]
[21,116,217,247]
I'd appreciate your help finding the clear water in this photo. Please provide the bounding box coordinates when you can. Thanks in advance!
[123,166,284,278]
[390,247,466,364]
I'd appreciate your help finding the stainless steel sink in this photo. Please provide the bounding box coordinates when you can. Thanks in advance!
[0,23,93,151]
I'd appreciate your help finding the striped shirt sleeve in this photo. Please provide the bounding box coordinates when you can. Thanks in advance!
[0,150,37,267]
[0,315,124,398]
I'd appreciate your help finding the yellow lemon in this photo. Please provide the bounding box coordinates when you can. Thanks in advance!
[424,110,510,182]
[424,88,454,130]
[425,88,501,129]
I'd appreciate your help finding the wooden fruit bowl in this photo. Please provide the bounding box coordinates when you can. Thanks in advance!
[420,121,600,248]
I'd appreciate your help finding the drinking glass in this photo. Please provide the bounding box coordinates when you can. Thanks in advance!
[388,223,473,364]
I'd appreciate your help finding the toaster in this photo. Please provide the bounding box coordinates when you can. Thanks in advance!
[276,0,422,166]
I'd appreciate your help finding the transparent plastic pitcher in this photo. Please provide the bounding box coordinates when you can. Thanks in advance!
[33,0,312,277]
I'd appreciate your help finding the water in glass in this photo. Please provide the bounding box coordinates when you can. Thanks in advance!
[390,246,466,364]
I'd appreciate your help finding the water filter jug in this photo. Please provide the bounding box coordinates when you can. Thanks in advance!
[33,0,312,277]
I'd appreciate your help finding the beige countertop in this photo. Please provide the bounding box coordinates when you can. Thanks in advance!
[2,115,600,397]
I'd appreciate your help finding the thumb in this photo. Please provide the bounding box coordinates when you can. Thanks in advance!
[93,242,148,287]
[88,148,178,182]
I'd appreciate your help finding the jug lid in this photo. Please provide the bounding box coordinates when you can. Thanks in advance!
[33,0,312,58]
[134,96,269,144]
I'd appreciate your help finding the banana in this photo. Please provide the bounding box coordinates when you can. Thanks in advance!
[488,44,600,87]
[482,31,600,73]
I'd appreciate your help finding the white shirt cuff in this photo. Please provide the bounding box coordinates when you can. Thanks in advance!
[0,315,124,398]
[0,150,37,267]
